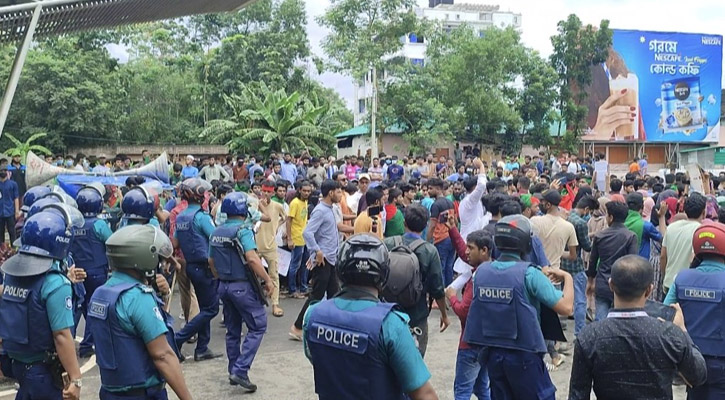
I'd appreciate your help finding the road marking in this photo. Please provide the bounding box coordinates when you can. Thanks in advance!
[0,336,97,398]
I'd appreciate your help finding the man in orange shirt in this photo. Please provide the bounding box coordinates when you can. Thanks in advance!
[629,157,640,174]
[426,178,457,286]
[353,188,384,239]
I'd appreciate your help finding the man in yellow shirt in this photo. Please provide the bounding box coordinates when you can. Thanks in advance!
[286,181,312,298]
[258,180,287,316]
[354,188,384,239]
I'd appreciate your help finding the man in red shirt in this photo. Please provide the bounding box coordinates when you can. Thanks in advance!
[446,225,492,400]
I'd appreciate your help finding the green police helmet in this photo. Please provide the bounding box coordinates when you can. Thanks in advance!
[106,225,173,272]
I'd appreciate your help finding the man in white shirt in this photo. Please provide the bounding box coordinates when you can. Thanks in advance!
[567,154,581,174]
[449,158,487,291]
[198,157,231,182]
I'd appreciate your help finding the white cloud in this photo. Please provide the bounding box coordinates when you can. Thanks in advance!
[307,0,725,109]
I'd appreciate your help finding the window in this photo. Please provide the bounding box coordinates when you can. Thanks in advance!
[514,16,519,24]
[338,137,354,149]
[358,99,366,114]
[445,13,449,20]
[409,33,424,43]
[411,58,425,66]
[479,13,492,21]
[456,14,460,20]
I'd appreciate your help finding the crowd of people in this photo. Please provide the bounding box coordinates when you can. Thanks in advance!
[0,145,723,400]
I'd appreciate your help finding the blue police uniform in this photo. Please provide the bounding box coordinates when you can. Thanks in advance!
[664,261,725,400]
[303,290,431,400]
[88,271,178,400]
[174,204,218,355]
[464,257,562,400]
[209,220,266,379]
[0,261,74,400]
[71,217,112,355]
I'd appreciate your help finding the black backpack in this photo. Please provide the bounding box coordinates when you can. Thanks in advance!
[383,236,425,308]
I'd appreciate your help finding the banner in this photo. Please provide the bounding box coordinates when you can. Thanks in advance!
[581,29,723,143]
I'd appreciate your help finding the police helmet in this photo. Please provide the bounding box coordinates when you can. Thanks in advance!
[692,222,725,258]
[3,204,84,276]
[121,186,158,220]
[221,192,249,217]
[21,186,51,212]
[336,234,390,288]
[106,225,173,272]
[494,215,533,255]
[27,196,61,219]
[76,186,104,217]
[179,178,211,203]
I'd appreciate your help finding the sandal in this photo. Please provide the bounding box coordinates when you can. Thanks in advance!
[272,306,284,317]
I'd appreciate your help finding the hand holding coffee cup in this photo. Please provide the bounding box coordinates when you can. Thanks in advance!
[591,88,637,140]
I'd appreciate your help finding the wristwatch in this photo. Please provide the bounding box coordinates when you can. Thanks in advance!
[71,378,82,388]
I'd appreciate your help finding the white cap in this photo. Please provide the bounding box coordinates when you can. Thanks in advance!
[186,155,194,160]
[98,153,107,158]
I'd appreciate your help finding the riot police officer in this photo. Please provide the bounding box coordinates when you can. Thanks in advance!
[463,215,574,400]
[0,205,83,400]
[121,185,161,227]
[23,192,88,331]
[209,192,273,391]
[303,233,439,400]
[88,224,192,400]
[173,178,221,360]
[72,185,113,358]
[20,186,51,214]
[664,222,725,399]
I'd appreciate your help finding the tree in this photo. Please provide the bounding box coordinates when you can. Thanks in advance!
[0,37,126,153]
[318,0,423,155]
[550,14,612,149]
[379,61,463,154]
[425,26,546,152]
[201,83,340,156]
[204,0,310,118]
[3,132,52,161]
[516,51,559,149]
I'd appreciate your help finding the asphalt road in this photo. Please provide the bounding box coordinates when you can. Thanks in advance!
[0,294,687,400]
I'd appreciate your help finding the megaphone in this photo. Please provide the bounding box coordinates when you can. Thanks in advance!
[26,151,85,187]
[25,151,171,188]
[112,152,170,183]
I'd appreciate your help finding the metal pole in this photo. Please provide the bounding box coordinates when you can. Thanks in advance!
[370,66,378,159]
[0,4,42,139]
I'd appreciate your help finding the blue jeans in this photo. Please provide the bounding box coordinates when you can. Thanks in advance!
[595,297,612,322]
[288,246,309,294]
[436,237,455,287]
[454,348,490,400]
[175,263,219,354]
[79,271,109,352]
[574,271,588,336]
[218,280,267,377]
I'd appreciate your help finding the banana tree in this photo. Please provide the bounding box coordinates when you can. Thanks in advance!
[202,82,338,156]
[4,133,52,162]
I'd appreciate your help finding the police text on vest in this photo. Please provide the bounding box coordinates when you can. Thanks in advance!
[317,326,360,349]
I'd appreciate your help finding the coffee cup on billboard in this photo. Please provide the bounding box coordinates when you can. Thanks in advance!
[609,74,639,140]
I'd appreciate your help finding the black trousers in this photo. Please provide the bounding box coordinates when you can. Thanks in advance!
[294,259,340,329]
[0,215,16,244]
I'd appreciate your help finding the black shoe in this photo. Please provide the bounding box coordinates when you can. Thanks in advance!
[178,353,186,363]
[194,349,223,362]
[229,374,257,392]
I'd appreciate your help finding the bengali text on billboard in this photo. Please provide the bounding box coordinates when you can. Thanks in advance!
[581,29,723,143]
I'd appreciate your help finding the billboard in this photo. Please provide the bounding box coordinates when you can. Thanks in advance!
[581,29,723,143]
